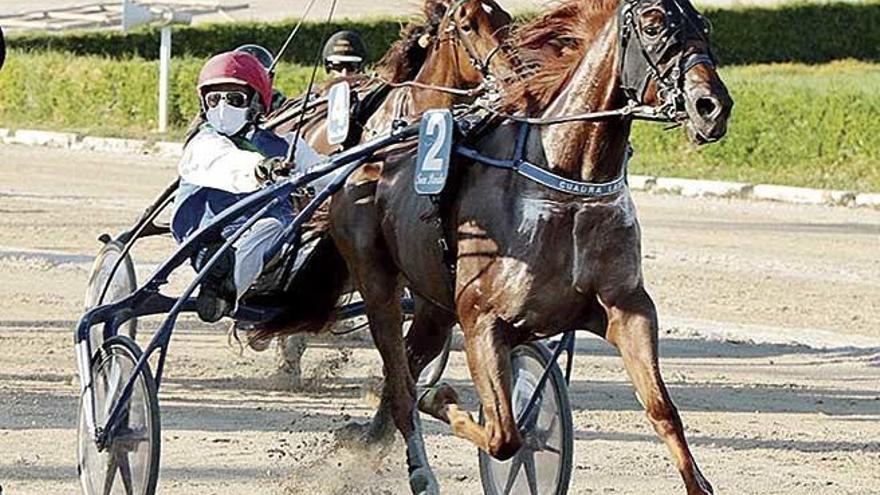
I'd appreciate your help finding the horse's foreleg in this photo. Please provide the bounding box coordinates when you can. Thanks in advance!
[420,313,522,460]
[604,288,713,495]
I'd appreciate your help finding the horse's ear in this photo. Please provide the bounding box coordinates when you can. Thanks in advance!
[425,0,449,22]
[418,34,433,49]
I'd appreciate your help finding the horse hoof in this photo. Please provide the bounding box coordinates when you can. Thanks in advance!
[409,466,439,495]
[417,383,458,420]
[333,419,394,449]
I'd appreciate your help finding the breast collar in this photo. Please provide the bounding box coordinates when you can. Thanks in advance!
[454,122,630,197]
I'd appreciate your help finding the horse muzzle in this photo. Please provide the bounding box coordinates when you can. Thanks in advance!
[682,85,733,145]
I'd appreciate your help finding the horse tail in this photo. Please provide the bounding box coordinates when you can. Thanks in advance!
[250,235,349,341]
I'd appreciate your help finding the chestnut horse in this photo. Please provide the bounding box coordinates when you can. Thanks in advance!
[326,0,732,493]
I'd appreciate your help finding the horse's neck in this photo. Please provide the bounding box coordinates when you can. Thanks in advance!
[537,20,631,182]
[409,45,464,112]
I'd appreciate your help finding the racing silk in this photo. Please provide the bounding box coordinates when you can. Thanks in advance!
[171,124,324,243]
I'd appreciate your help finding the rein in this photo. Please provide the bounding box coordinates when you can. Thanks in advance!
[376,76,485,97]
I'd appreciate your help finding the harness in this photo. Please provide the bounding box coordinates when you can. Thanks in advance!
[455,122,630,198]
[422,0,716,278]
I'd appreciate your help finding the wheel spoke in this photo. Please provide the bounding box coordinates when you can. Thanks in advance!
[523,449,540,495]
[116,426,150,451]
[104,358,123,418]
[534,414,559,446]
[102,451,119,495]
[502,453,524,495]
[541,442,562,456]
[117,451,135,495]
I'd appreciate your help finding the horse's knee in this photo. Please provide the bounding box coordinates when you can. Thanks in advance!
[487,428,522,461]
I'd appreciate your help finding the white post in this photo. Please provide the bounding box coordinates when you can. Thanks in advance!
[158,25,172,134]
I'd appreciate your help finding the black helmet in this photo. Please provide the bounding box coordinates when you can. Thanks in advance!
[235,44,275,72]
[322,30,368,71]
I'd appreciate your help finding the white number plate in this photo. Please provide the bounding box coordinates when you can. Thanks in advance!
[414,110,454,195]
[326,81,351,146]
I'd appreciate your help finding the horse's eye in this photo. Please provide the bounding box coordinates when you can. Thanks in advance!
[644,25,661,37]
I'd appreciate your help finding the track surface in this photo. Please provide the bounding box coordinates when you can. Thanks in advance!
[0,144,878,494]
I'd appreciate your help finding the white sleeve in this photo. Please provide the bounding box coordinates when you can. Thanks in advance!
[280,134,327,173]
[178,130,263,193]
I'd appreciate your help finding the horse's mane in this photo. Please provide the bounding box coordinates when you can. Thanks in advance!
[375,0,451,83]
[500,0,620,113]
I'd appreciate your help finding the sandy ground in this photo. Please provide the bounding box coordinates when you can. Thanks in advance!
[0,143,879,494]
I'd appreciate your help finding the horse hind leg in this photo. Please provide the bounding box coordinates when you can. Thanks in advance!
[603,287,714,495]
[405,295,456,382]
[419,313,522,460]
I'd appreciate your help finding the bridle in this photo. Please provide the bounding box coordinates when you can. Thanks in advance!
[618,0,715,121]
[476,0,717,126]
[443,0,510,80]
[374,0,511,98]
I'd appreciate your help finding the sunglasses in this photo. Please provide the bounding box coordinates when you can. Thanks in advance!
[204,91,250,109]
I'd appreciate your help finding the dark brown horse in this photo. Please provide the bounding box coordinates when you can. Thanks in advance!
[249,0,512,334]
[325,0,732,493]
[254,2,516,493]
[360,0,514,140]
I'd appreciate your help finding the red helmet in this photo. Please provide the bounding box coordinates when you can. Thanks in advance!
[197,51,273,111]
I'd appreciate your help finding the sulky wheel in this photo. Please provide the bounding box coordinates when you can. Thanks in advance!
[479,341,573,495]
[84,240,138,351]
[78,336,160,495]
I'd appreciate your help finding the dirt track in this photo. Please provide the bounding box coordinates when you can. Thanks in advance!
[0,144,879,494]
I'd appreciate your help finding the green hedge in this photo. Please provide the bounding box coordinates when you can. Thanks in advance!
[0,51,878,191]
[6,2,880,65]
[0,50,322,137]
[6,19,403,66]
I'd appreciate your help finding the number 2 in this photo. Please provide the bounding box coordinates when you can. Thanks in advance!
[422,112,448,172]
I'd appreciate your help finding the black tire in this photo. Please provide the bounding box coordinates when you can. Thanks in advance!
[478,342,574,495]
[84,240,138,350]
[0,26,5,71]
[78,336,160,495]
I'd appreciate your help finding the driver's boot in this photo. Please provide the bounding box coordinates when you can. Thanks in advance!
[195,245,237,323]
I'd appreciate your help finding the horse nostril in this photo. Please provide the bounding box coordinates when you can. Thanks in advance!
[695,96,720,120]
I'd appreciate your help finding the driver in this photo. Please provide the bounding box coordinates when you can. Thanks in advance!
[172,51,326,323]
[322,30,368,78]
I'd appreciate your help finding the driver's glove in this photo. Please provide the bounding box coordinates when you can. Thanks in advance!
[254,156,291,184]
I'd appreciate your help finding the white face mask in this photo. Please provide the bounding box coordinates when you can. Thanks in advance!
[205,101,249,136]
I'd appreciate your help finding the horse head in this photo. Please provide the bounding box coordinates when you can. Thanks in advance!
[431,0,513,88]
[619,0,733,143]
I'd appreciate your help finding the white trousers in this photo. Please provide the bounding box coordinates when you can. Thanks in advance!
[232,217,285,299]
